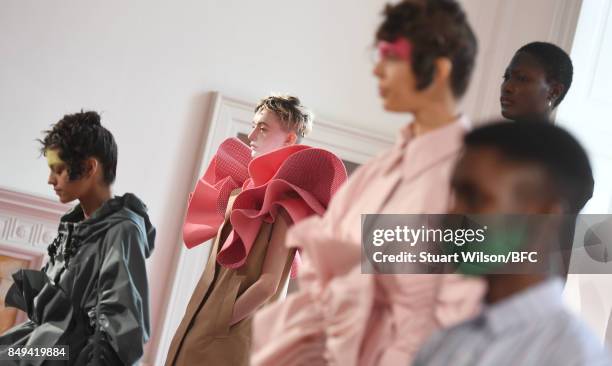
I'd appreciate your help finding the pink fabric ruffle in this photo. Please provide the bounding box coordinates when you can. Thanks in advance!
[218,146,348,277]
[183,138,251,248]
[183,138,348,278]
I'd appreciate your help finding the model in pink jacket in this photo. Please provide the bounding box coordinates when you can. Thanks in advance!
[252,1,486,365]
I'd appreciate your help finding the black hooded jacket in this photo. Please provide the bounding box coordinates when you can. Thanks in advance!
[0,193,155,365]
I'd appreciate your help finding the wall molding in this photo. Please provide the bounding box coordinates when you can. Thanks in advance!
[0,186,69,324]
[0,187,69,250]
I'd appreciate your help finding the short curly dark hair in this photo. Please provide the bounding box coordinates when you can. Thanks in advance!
[465,120,593,213]
[38,111,118,185]
[516,42,573,107]
[376,0,477,98]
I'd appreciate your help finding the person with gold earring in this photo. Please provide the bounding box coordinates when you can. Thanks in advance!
[500,42,573,122]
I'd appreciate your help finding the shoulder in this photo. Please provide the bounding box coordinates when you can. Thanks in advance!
[103,216,148,250]
[110,218,144,234]
[361,146,396,173]
[543,310,612,365]
[99,218,153,265]
[331,146,397,195]
[414,323,471,363]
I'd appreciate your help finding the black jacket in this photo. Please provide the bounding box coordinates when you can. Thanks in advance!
[0,193,155,366]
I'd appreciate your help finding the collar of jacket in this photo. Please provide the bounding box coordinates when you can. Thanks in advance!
[381,115,470,182]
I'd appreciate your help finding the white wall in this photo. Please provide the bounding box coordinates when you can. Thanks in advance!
[556,0,612,344]
[0,1,582,364]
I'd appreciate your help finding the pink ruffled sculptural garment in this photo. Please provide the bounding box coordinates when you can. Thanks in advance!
[166,137,348,366]
[182,137,348,276]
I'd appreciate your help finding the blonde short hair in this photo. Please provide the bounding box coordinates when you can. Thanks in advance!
[254,94,314,139]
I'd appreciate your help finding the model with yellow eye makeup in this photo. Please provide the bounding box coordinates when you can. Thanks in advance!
[0,111,154,365]
[44,147,107,209]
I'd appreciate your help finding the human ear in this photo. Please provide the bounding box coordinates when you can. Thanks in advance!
[84,158,99,178]
[285,132,298,146]
[434,57,453,84]
[535,195,567,215]
[546,201,566,215]
[547,81,564,108]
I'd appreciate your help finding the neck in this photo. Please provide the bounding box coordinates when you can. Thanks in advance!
[411,96,460,137]
[79,185,112,219]
[485,274,546,304]
[513,110,552,122]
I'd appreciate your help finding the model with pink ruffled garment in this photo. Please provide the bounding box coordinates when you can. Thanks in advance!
[164,95,347,366]
[251,1,486,365]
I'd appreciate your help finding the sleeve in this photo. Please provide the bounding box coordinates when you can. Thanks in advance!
[410,330,445,366]
[75,221,150,366]
[435,274,486,327]
[1,268,74,355]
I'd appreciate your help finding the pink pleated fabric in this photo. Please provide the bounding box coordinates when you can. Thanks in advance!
[183,138,348,277]
[183,138,251,248]
[252,117,487,366]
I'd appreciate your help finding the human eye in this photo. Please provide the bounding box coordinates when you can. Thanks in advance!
[454,184,485,210]
[516,73,529,82]
[54,165,66,175]
[383,51,402,62]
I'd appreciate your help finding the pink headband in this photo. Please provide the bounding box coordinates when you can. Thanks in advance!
[377,38,413,61]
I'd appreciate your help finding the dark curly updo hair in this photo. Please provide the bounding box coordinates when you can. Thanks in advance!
[39,111,118,185]
[376,0,477,98]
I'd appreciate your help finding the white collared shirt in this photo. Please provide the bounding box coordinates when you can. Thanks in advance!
[413,278,612,366]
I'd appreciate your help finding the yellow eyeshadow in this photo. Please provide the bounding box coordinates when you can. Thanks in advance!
[45,149,65,167]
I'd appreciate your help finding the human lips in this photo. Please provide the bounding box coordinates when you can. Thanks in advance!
[500,96,514,107]
[249,144,258,156]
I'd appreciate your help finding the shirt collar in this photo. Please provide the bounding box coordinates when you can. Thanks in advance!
[483,278,565,335]
[382,115,470,180]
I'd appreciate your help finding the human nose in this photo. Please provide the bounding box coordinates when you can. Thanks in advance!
[373,60,384,79]
[501,79,514,96]
[47,172,56,186]
[248,127,258,142]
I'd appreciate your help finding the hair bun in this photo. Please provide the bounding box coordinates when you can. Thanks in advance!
[80,110,102,126]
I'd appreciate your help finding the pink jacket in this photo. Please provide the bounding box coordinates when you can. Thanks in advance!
[252,117,486,366]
